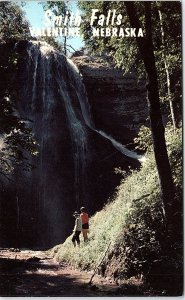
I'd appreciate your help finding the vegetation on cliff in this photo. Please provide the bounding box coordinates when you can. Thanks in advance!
[0,1,182,295]
[78,0,182,237]
[0,3,37,182]
[52,126,182,295]
[0,2,30,41]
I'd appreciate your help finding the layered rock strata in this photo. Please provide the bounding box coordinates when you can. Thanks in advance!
[72,55,149,146]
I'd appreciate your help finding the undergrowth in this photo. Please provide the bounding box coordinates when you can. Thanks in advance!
[51,126,182,293]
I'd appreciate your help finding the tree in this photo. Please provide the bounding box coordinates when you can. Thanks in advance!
[0,2,30,41]
[41,1,70,55]
[78,1,182,226]
[157,4,175,130]
[78,1,182,126]
[124,2,174,226]
[155,2,181,130]
[0,3,37,182]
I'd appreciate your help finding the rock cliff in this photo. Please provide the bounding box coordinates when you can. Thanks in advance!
[0,42,143,249]
[72,55,149,146]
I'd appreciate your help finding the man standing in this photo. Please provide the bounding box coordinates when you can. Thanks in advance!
[80,207,89,242]
[72,211,82,247]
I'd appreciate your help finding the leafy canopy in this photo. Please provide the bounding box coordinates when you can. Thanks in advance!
[0,2,30,41]
[78,1,182,122]
[0,3,37,181]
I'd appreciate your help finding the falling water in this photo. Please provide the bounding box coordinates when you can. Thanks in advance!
[53,53,88,208]
[67,59,95,129]
[26,42,48,209]
[26,41,89,209]
[26,41,145,225]
[4,40,145,247]
[67,59,146,163]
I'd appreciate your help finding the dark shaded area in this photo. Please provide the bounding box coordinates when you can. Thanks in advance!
[0,250,131,297]
[0,257,100,296]
[72,55,149,146]
[0,249,166,297]
[0,40,141,249]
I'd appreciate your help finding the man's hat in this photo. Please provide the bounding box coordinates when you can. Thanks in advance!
[80,207,85,211]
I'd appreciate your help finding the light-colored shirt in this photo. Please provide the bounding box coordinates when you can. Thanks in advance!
[74,217,82,231]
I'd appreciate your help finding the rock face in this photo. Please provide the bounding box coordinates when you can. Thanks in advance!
[72,55,149,145]
[1,42,142,249]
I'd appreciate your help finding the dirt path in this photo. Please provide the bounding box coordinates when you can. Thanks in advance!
[0,249,123,296]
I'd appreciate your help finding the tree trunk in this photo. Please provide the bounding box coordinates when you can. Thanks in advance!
[125,2,174,225]
[64,36,67,56]
[157,4,177,131]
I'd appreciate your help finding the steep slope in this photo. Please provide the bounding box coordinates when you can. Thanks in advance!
[52,127,183,295]
[0,41,143,248]
[72,54,149,145]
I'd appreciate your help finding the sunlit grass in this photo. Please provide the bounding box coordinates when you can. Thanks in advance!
[51,127,182,273]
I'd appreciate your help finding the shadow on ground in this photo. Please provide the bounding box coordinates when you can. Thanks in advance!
[0,253,124,296]
[0,249,166,297]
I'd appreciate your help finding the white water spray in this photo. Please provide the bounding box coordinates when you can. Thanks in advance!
[25,41,146,213]
[67,59,146,163]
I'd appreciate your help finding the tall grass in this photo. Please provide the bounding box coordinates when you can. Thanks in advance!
[52,127,182,275]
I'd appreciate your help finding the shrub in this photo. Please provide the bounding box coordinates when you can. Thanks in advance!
[52,126,182,292]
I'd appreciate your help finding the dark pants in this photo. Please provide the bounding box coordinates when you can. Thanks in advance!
[72,231,81,245]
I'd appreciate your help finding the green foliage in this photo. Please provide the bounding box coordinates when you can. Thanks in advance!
[121,124,182,290]
[41,1,73,55]
[42,1,67,15]
[0,3,38,181]
[78,1,182,120]
[153,2,182,125]
[52,126,182,284]
[0,46,38,181]
[165,125,182,191]
[134,125,152,152]
[135,123,182,191]
[78,1,137,72]
[0,87,38,176]
[0,2,30,41]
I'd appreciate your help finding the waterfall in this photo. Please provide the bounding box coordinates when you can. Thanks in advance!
[67,59,95,129]
[53,53,88,208]
[26,41,88,209]
[2,40,145,247]
[67,59,146,163]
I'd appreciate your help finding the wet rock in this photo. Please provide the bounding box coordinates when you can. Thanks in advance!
[72,55,149,145]
[0,42,132,249]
